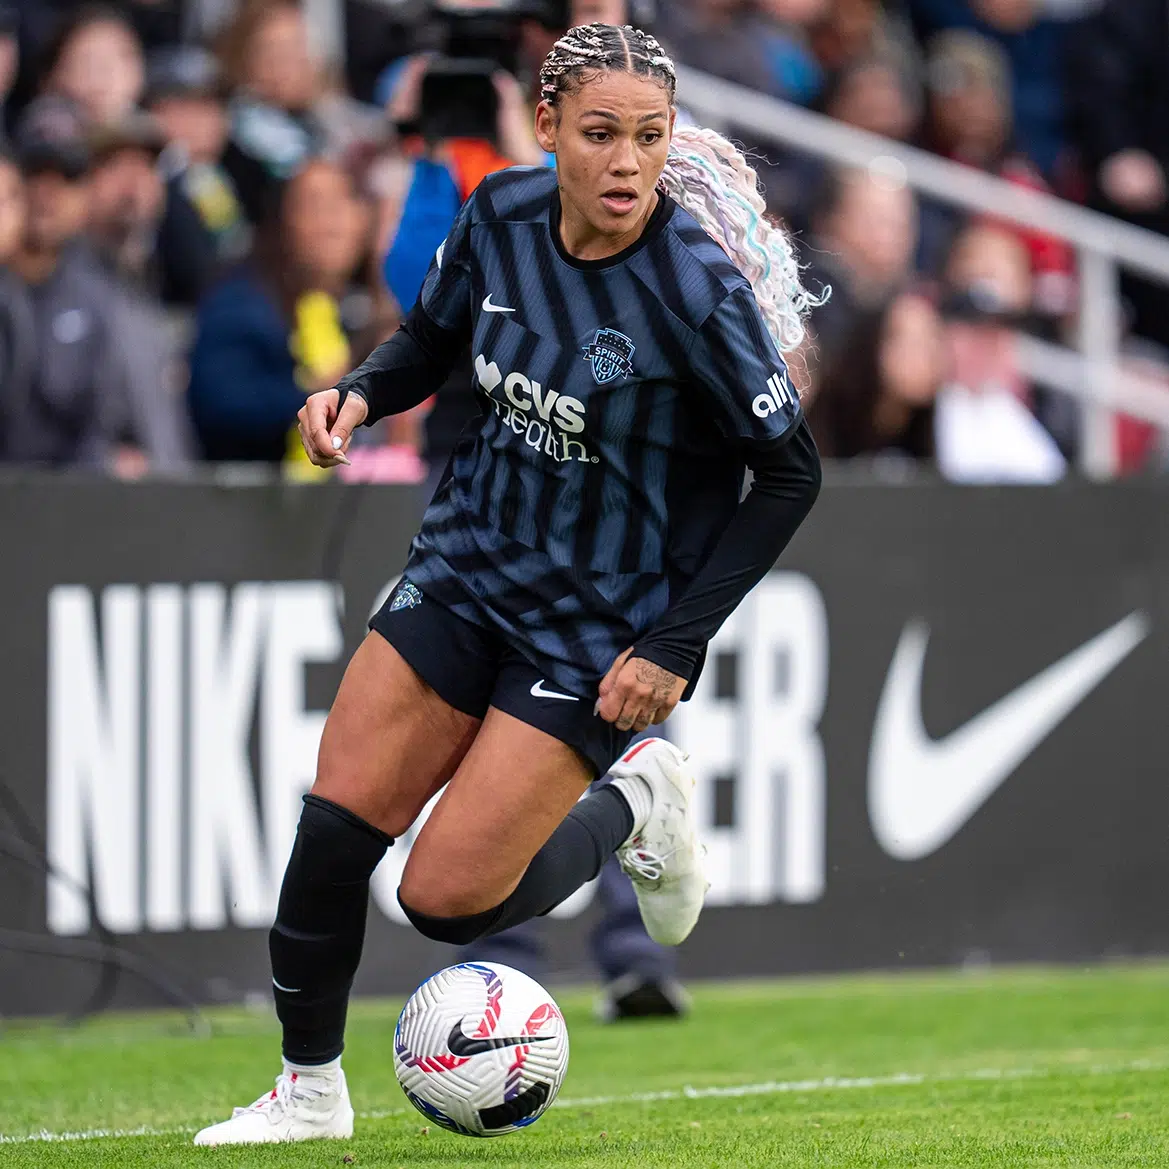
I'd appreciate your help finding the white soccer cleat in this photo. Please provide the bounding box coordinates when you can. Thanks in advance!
[610,738,708,946]
[192,1067,354,1146]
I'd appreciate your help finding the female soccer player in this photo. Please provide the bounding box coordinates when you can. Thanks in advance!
[195,22,822,1146]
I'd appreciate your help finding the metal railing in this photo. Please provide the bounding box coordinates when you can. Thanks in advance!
[676,66,1169,477]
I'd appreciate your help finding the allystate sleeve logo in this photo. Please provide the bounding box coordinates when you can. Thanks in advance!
[753,371,797,418]
[868,612,1149,860]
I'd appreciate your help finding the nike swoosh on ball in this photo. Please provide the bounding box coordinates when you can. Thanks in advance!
[446,1020,553,1058]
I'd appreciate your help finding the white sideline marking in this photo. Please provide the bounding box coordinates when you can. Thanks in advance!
[0,1124,196,1144]
[3,1059,1165,1144]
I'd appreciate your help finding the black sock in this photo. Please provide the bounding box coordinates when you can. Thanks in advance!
[269,794,393,1064]
[400,785,634,945]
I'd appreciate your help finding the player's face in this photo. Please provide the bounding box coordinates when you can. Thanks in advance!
[537,71,674,251]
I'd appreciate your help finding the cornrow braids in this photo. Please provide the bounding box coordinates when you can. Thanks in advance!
[539,22,676,106]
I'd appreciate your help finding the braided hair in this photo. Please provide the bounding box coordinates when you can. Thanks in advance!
[540,24,822,365]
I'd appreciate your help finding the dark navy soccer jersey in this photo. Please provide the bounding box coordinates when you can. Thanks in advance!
[338,165,817,697]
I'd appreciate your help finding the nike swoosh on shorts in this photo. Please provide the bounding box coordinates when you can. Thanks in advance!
[868,611,1149,861]
[530,680,580,702]
[482,295,515,313]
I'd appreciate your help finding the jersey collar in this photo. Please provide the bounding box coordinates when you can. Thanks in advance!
[548,188,676,272]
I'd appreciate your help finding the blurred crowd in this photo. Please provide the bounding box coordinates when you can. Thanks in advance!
[0,0,1166,482]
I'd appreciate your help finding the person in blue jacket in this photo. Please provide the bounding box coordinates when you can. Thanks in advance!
[188,157,367,462]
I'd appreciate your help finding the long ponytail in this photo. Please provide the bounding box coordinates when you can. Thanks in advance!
[659,126,824,360]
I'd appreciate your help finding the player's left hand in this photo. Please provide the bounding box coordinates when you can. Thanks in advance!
[597,649,687,733]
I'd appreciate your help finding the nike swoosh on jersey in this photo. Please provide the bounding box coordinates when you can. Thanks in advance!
[530,680,580,702]
[447,1020,553,1058]
[868,611,1149,861]
[482,295,515,313]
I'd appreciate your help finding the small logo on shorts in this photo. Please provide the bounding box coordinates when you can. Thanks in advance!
[582,328,636,385]
[530,679,580,702]
[390,580,423,612]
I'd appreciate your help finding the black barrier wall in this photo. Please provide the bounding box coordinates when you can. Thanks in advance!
[1,478,1166,1015]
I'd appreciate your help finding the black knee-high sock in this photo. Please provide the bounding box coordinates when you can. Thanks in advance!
[269,794,393,1064]
[400,785,634,945]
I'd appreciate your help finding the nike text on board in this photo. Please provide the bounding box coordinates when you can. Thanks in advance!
[482,295,515,313]
[868,612,1149,861]
[752,372,795,418]
[530,680,580,702]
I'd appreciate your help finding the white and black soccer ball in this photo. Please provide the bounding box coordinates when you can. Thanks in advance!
[393,962,569,1137]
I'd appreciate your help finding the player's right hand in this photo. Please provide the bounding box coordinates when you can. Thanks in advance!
[298,388,369,468]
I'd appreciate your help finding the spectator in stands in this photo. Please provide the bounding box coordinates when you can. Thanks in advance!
[804,165,919,355]
[216,0,385,228]
[906,0,1082,181]
[146,46,250,305]
[6,96,191,471]
[1115,339,1169,476]
[820,49,921,141]
[0,6,18,139]
[87,110,169,291]
[188,158,372,466]
[918,29,1075,315]
[934,220,1066,481]
[1070,1,1169,351]
[808,289,945,463]
[809,0,885,72]
[39,5,145,129]
[660,0,821,103]
[572,0,650,23]
[0,146,34,447]
[756,0,831,106]
[215,0,325,225]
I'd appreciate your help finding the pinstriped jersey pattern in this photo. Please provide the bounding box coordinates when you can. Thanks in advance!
[405,166,801,695]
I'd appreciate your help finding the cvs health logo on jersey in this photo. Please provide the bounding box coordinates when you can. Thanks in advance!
[474,354,596,465]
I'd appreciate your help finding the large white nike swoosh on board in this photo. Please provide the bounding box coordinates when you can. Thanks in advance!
[869,612,1149,861]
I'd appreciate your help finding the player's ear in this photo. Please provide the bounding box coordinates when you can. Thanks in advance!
[535,100,558,154]
[668,105,677,138]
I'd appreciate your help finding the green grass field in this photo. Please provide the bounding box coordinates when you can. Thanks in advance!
[5,964,1169,1167]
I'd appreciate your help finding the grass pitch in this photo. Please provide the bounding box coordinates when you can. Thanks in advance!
[5,964,1169,1167]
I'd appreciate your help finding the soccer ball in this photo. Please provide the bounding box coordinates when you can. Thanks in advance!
[393,962,570,1137]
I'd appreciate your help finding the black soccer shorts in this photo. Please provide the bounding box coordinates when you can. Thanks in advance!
[369,578,635,778]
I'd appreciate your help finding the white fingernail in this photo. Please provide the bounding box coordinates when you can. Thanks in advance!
[332,436,343,450]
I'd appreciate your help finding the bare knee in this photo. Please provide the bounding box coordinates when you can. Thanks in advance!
[312,742,422,839]
[397,876,502,945]
[398,850,510,921]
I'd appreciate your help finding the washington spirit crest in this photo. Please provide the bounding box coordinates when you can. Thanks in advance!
[582,329,636,385]
[390,580,423,612]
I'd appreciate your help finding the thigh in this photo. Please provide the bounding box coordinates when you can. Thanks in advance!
[490,652,637,781]
[313,633,482,839]
[398,708,594,916]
